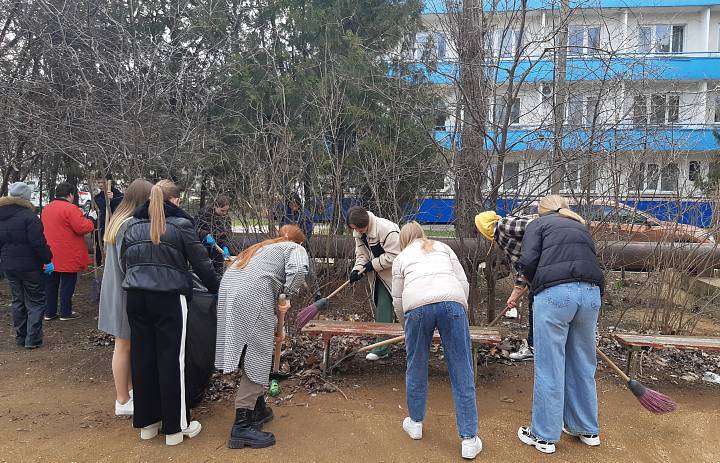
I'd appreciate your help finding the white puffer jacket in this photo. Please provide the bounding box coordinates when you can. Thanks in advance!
[391,239,469,325]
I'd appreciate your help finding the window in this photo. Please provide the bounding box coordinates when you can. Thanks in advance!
[568,26,600,55]
[494,97,521,125]
[503,162,520,190]
[493,29,523,58]
[566,94,598,126]
[689,161,701,182]
[714,95,720,123]
[630,162,677,191]
[563,163,580,191]
[633,94,680,125]
[411,32,447,60]
[661,164,679,191]
[639,25,684,53]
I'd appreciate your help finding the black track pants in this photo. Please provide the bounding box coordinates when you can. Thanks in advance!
[127,290,190,434]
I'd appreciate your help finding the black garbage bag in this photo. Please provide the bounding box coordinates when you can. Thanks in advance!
[185,289,217,408]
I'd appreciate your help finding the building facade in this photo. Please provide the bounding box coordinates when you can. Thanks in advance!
[414,0,720,226]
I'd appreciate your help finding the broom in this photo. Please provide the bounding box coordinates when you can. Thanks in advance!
[596,347,677,414]
[295,268,366,330]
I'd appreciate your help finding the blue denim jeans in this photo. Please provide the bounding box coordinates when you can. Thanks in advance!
[7,271,46,347]
[404,301,478,439]
[531,282,601,442]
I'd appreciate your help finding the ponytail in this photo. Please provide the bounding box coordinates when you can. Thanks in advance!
[148,179,182,245]
[537,194,586,225]
[149,185,166,245]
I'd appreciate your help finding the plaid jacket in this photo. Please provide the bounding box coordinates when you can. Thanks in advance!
[494,215,533,288]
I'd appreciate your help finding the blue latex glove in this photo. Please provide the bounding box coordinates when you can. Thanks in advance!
[222,246,231,258]
[204,234,216,246]
[43,263,55,275]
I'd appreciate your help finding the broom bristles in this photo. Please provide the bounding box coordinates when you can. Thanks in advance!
[295,303,319,330]
[628,379,678,414]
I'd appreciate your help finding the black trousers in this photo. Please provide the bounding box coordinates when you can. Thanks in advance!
[127,290,190,434]
[45,272,78,318]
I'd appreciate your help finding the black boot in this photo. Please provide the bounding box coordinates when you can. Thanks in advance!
[250,395,274,429]
[228,408,276,449]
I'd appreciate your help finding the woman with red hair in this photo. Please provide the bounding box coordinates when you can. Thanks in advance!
[215,224,309,450]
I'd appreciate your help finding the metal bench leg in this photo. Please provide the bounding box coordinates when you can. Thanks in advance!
[625,349,636,377]
[321,334,333,374]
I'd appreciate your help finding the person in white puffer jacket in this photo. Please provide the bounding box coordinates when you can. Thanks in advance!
[391,221,482,460]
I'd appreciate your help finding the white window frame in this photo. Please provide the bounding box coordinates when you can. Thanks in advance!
[494,96,521,125]
[632,94,680,126]
[631,162,679,192]
[411,32,447,61]
[568,26,601,56]
[492,29,523,58]
[502,161,520,191]
[566,94,599,126]
[639,24,684,54]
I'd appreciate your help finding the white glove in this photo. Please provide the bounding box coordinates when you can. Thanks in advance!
[87,209,98,221]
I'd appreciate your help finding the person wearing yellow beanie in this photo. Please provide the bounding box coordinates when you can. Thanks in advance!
[474,210,534,361]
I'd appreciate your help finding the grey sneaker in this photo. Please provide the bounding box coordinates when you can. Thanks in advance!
[509,342,534,361]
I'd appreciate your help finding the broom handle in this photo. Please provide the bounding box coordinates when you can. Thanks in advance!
[488,286,529,327]
[326,267,367,300]
[105,180,112,232]
[357,335,406,353]
[595,347,631,382]
[273,294,289,372]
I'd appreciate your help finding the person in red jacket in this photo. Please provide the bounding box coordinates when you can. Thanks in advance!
[41,182,95,320]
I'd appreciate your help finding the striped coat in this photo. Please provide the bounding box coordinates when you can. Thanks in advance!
[215,241,308,385]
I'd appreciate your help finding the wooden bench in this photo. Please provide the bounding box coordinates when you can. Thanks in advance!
[301,319,502,384]
[613,333,720,375]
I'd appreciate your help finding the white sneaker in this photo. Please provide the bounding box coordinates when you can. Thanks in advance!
[461,436,482,459]
[504,308,519,319]
[517,426,555,454]
[140,421,161,440]
[115,397,134,416]
[365,352,388,361]
[166,420,202,446]
[402,417,423,440]
[563,427,600,446]
[509,343,534,361]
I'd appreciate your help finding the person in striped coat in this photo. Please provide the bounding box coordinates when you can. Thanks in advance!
[215,224,309,449]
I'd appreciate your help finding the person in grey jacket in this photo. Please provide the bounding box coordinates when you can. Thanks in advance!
[98,179,153,416]
[121,180,218,446]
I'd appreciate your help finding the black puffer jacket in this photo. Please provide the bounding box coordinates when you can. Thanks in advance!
[517,212,604,295]
[122,201,219,295]
[0,197,52,272]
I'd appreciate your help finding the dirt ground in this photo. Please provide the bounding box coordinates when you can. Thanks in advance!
[1,275,719,463]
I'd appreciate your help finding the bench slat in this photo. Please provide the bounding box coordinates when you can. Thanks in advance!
[613,333,720,352]
[301,319,502,344]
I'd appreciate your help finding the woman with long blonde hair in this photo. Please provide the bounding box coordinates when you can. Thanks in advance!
[392,222,481,460]
[515,195,604,455]
[121,180,218,446]
[215,224,308,450]
[98,178,153,416]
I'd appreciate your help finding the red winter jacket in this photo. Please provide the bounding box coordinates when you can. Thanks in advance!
[42,199,94,273]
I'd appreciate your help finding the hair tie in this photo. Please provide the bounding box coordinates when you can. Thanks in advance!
[555,208,563,212]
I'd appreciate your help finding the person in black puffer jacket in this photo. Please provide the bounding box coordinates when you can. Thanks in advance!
[514,195,604,455]
[0,182,53,349]
[121,179,218,446]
